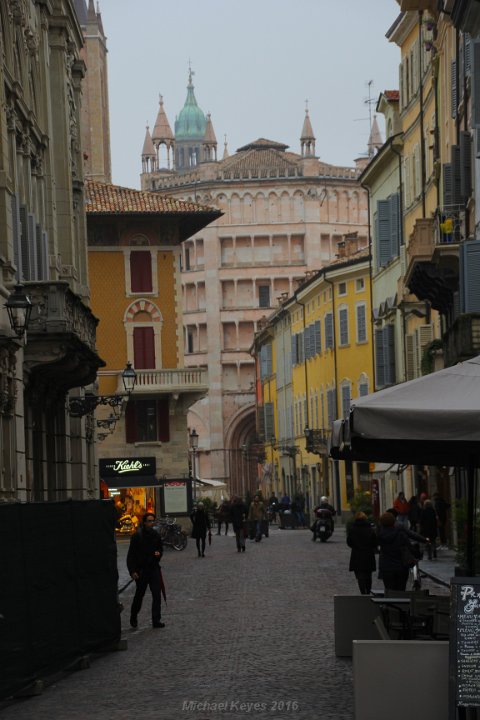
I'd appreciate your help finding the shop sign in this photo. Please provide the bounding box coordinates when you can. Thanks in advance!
[99,457,156,478]
[163,481,188,515]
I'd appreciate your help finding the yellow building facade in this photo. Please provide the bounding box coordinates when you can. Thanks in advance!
[254,247,373,517]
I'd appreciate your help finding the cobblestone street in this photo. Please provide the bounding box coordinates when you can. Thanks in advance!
[0,526,447,720]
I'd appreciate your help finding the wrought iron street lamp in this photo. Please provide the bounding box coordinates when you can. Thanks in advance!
[68,362,137,418]
[189,428,199,501]
[5,284,32,338]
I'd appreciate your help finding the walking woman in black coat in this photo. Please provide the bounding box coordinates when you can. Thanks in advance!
[346,512,378,594]
[190,502,211,557]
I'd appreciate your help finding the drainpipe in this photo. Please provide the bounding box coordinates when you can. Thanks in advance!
[418,11,427,218]
[360,181,376,391]
[295,297,310,428]
[390,141,405,384]
[323,274,341,512]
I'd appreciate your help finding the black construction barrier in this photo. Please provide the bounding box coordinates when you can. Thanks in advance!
[0,499,120,700]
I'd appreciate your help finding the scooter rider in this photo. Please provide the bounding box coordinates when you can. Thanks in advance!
[313,496,336,534]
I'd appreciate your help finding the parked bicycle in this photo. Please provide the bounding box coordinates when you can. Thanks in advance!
[154,516,188,551]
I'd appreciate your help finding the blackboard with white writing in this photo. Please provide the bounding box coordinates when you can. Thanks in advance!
[451,578,480,708]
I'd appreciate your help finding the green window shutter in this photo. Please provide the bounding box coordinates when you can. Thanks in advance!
[325,313,334,349]
[339,308,349,345]
[443,164,453,208]
[356,304,367,343]
[266,343,273,375]
[460,131,472,199]
[451,145,462,204]
[377,199,392,267]
[472,39,480,127]
[375,328,385,389]
[390,193,401,258]
[384,325,396,386]
[314,320,321,354]
[451,59,457,119]
[461,239,480,312]
[291,334,297,365]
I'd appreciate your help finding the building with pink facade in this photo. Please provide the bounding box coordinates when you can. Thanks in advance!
[140,73,373,495]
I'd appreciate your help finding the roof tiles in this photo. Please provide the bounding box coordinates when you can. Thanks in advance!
[85,179,215,215]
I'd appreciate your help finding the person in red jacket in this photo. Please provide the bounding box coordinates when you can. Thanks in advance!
[393,491,410,529]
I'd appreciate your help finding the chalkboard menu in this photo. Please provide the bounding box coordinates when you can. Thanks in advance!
[451,578,480,709]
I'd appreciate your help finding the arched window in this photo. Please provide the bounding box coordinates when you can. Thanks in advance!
[124,300,163,370]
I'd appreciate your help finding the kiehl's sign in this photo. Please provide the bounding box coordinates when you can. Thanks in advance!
[99,457,156,478]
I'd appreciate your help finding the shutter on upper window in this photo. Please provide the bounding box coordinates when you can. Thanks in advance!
[461,239,480,312]
[443,164,453,208]
[133,326,155,369]
[390,193,400,258]
[356,305,366,343]
[130,251,153,293]
[266,344,273,375]
[314,320,321,354]
[405,334,415,381]
[325,314,333,349]
[11,194,22,281]
[385,325,396,386]
[472,40,480,127]
[451,145,462,205]
[341,384,351,419]
[265,402,274,439]
[375,328,385,389]
[377,199,391,268]
[291,334,297,365]
[451,59,457,119]
[460,131,472,199]
[339,308,348,345]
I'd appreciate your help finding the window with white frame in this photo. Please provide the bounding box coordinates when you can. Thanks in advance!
[356,277,365,292]
[356,303,367,343]
[338,281,347,296]
[341,382,352,419]
[339,307,349,346]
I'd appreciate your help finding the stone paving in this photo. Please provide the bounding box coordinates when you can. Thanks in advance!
[0,526,452,720]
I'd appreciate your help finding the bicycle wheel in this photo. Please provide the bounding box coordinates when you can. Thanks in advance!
[172,530,188,550]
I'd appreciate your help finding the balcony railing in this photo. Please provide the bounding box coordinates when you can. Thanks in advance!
[116,368,208,394]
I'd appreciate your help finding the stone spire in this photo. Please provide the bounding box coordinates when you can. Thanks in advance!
[300,103,316,157]
[367,115,383,157]
[141,126,157,173]
[151,95,174,169]
[202,112,217,161]
[152,95,174,144]
[223,134,229,160]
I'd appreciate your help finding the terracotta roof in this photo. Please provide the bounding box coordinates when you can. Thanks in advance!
[152,96,174,142]
[85,179,217,215]
[384,90,399,102]
[142,126,156,158]
[236,138,289,152]
[203,113,217,144]
[220,146,300,174]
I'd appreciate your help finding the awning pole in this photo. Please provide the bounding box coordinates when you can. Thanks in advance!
[466,460,475,577]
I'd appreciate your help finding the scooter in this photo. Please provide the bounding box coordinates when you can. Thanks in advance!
[311,508,334,542]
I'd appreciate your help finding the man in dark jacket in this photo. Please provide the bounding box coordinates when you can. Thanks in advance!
[230,496,248,552]
[127,513,164,629]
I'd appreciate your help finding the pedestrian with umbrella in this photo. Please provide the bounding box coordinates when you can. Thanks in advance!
[127,512,166,629]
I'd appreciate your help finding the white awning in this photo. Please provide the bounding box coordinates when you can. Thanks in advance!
[194,477,227,488]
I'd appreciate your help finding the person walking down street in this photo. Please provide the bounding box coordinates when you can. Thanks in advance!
[433,492,450,547]
[293,493,306,528]
[248,494,266,542]
[190,502,211,557]
[408,495,421,532]
[267,493,279,524]
[346,512,378,594]
[393,491,410,529]
[216,498,231,536]
[419,499,438,559]
[230,496,248,552]
[126,512,165,629]
[378,512,429,592]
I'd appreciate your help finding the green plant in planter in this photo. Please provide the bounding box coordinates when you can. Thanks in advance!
[453,500,480,574]
[347,491,374,530]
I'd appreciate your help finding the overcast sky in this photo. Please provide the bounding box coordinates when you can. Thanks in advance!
[97,0,401,189]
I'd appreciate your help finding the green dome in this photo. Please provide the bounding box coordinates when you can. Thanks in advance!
[175,73,207,141]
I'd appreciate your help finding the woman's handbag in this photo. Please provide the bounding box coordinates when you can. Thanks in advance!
[401,543,417,568]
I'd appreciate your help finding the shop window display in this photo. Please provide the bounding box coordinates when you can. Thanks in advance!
[113,488,156,535]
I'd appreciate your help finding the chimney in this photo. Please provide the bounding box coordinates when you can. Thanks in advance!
[336,240,346,259]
